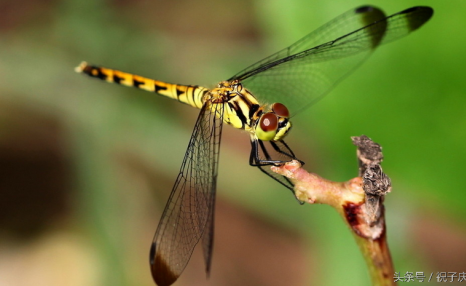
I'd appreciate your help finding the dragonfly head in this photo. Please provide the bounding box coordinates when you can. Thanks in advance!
[255,103,292,141]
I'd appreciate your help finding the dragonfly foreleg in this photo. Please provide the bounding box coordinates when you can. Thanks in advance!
[249,137,304,167]
[248,138,302,197]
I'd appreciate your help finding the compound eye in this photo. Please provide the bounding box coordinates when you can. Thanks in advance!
[260,113,278,131]
[272,103,289,118]
[256,113,278,141]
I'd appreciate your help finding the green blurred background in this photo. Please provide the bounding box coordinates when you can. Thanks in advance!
[0,0,464,285]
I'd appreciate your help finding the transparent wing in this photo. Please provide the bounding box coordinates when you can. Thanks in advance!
[230,6,386,80]
[229,6,433,116]
[150,102,223,286]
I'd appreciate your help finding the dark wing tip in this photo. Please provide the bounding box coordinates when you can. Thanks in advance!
[402,6,434,15]
[355,5,376,14]
[400,6,434,31]
[150,242,179,286]
[354,5,386,28]
[352,5,386,49]
[149,242,156,265]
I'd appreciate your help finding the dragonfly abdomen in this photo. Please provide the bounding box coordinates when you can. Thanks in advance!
[75,62,208,109]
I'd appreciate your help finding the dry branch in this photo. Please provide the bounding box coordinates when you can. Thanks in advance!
[272,135,395,286]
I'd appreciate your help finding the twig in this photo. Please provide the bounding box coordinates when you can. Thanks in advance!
[271,135,394,286]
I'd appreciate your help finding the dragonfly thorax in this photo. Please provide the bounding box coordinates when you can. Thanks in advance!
[210,81,292,142]
[209,80,242,103]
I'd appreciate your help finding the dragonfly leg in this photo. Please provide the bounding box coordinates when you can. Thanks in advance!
[269,140,305,166]
[249,137,304,198]
[249,138,304,166]
[249,138,288,166]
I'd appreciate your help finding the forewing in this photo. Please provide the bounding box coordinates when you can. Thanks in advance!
[230,5,386,80]
[150,102,223,286]
[230,6,433,115]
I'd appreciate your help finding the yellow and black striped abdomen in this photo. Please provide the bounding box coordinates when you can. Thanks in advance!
[76,63,263,133]
[75,62,208,109]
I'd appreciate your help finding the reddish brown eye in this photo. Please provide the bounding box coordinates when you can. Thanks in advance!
[259,113,278,132]
[272,103,289,118]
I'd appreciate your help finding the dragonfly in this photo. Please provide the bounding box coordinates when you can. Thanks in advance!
[76,5,433,286]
